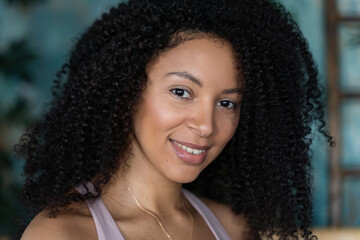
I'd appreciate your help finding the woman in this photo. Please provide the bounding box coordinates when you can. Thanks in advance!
[17,0,333,239]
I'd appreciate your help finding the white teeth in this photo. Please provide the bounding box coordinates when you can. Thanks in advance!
[186,147,193,154]
[172,140,206,155]
[193,149,201,155]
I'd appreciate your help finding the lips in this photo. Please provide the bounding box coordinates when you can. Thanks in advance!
[170,139,210,151]
[169,139,210,165]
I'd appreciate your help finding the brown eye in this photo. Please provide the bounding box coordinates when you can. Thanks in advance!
[217,100,236,109]
[171,88,191,99]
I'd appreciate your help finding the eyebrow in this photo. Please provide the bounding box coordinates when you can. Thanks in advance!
[222,88,244,95]
[165,71,244,95]
[166,71,202,87]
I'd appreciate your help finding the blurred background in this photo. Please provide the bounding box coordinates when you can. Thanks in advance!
[0,0,359,239]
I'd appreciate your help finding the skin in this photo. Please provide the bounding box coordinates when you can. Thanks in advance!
[22,37,247,240]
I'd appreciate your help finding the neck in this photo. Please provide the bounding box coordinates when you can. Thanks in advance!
[102,152,185,215]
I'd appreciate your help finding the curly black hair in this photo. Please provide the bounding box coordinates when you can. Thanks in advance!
[16,0,333,239]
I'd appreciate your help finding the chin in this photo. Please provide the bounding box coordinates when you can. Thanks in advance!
[179,176,199,184]
[165,167,203,184]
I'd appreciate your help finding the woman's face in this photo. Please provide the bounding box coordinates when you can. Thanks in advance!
[130,37,243,183]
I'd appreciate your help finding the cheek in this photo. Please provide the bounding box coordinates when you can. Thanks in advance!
[216,114,239,147]
[133,93,185,141]
[204,115,238,168]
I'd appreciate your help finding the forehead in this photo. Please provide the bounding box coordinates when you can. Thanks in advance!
[146,38,241,86]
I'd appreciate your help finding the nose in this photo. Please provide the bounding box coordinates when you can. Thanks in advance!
[186,101,216,138]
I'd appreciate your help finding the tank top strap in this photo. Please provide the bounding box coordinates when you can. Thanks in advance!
[76,183,125,240]
[77,183,230,240]
[182,188,232,240]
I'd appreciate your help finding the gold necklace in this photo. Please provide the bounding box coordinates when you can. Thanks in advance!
[127,187,194,240]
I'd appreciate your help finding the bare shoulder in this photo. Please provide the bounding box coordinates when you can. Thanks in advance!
[199,196,249,240]
[21,204,96,240]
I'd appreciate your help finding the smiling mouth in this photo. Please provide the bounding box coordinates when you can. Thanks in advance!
[171,140,205,155]
[169,139,209,165]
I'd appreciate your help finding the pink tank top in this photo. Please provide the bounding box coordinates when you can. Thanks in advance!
[77,183,231,240]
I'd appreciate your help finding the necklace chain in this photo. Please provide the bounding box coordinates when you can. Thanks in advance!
[127,187,194,240]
